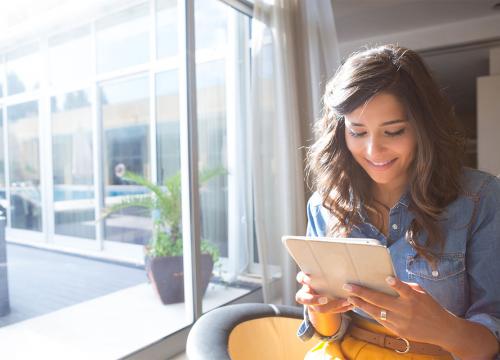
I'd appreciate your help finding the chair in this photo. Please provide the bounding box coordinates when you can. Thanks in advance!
[186,303,313,360]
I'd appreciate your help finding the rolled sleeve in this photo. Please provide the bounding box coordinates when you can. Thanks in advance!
[297,306,351,342]
[297,306,316,341]
[466,313,500,340]
[465,176,500,342]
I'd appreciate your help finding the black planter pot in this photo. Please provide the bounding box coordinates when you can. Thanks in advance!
[147,254,214,304]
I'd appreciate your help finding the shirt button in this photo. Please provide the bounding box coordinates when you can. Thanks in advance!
[391,224,398,230]
[432,270,439,277]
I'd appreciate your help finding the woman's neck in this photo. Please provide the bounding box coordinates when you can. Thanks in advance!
[371,181,408,210]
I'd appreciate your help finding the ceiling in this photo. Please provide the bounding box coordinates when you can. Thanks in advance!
[331,0,500,122]
[0,0,498,120]
[332,0,500,43]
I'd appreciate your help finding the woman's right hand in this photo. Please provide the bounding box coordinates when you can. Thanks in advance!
[295,271,353,314]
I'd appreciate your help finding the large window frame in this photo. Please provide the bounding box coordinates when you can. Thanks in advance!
[0,0,258,355]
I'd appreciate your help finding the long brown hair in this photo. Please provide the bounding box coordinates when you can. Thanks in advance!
[307,45,464,262]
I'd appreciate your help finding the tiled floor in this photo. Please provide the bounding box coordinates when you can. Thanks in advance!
[0,282,250,358]
[1,243,145,327]
[0,242,253,358]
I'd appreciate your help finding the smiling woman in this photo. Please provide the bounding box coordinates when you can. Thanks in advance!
[344,93,417,213]
[296,45,500,359]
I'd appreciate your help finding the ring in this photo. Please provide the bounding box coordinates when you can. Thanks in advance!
[380,309,387,321]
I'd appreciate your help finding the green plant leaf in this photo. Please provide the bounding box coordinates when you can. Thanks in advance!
[102,167,225,264]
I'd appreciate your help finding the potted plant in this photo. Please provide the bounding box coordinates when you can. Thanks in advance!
[102,168,224,304]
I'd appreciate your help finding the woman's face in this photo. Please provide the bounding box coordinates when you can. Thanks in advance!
[344,92,417,189]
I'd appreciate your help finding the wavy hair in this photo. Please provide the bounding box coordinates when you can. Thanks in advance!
[307,45,464,262]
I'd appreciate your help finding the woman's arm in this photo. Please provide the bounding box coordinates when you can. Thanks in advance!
[296,271,353,339]
[436,314,498,359]
[308,307,343,336]
[345,278,499,359]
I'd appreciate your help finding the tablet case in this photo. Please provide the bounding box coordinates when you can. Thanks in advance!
[283,236,398,299]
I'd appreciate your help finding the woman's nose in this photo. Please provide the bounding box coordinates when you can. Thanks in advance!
[366,136,385,157]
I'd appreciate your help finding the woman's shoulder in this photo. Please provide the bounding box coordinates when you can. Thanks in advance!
[307,191,323,208]
[307,192,335,223]
[460,167,500,198]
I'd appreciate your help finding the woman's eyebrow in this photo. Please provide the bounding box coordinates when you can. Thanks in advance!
[349,119,407,127]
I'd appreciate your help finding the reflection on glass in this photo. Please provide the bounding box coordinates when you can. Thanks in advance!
[100,75,151,244]
[156,71,180,184]
[194,0,235,255]
[0,110,5,200]
[96,4,149,74]
[156,0,178,59]
[51,89,95,239]
[195,0,253,312]
[195,0,229,260]
[49,27,92,89]
[0,62,4,97]
[195,0,227,53]
[7,101,42,231]
[6,44,40,95]
[196,59,228,257]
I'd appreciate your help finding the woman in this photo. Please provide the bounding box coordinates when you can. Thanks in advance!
[296,45,500,359]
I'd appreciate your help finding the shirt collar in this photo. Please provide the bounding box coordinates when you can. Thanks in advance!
[358,190,410,219]
[396,191,410,208]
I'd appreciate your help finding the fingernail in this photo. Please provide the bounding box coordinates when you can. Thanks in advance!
[386,276,396,285]
[318,297,328,305]
[347,297,355,304]
[343,284,353,292]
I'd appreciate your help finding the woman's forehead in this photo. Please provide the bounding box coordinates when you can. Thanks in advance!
[345,92,406,126]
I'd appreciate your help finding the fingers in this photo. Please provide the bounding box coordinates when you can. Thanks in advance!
[296,271,318,295]
[405,282,425,294]
[308,296,354,314]
[296,286,353,313]
[310,303,354,314]
[347,296,394,326]
[296,271,311,286]
[385,276,416,297]
[295,287,329,305]
[342,283,399,312]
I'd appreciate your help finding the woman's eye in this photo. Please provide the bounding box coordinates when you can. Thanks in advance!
[385,128,406,137]
[348,129,367,137]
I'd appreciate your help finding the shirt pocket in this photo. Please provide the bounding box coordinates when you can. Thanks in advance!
[406,253,466,315]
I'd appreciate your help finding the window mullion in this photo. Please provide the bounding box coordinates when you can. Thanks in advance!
[179,0,202,321]
[90,21,105,250]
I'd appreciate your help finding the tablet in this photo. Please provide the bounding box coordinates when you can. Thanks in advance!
[282,235,398,299]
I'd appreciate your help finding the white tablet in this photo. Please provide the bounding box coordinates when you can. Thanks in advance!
[282,235,398,299]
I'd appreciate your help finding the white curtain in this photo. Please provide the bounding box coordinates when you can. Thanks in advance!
[250,0,340,305]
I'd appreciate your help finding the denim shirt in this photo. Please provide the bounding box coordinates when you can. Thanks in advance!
[298,168,500,345]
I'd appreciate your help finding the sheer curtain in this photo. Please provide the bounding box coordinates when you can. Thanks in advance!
[250,0,340,305]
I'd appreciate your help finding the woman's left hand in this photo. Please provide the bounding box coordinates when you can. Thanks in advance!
[344,276,453,345]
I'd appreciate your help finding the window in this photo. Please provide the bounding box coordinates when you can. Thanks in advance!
[0,0,255,357]
[96,4,150,74]
[0,109,5,200]
[156,0,179,59]
[156,70,180,183]
[194,1,252,299]
[48,27,92,90]
[7,101,41,231]
[100,75,151,245]
[0,62,4,97]
[6,44,40,96]
[51,89,95,239]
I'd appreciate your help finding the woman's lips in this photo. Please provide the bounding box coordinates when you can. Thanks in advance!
[365,158,397,170]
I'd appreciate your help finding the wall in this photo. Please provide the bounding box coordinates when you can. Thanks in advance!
[477,47,500,175]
